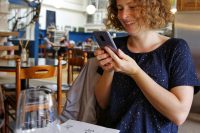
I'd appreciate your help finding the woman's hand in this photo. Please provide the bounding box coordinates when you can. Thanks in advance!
[94,48,114,71]
[104,46,140,76]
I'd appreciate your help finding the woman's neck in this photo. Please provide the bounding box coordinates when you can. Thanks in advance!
[127,31,168,53]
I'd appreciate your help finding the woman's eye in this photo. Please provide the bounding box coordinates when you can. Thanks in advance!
[129,6,136,9]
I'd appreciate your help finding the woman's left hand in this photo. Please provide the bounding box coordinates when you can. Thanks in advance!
[104,46,140,76]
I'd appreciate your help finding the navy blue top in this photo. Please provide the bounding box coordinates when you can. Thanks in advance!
[97,36,200,133]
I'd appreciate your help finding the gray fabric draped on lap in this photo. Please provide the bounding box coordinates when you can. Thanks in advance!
[60,58,100,124]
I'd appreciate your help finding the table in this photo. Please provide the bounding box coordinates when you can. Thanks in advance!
[52,44,66,58]
[0,46,19,51]
[15,119,120,133]
[0,58,66,72]
[0,58,66,89]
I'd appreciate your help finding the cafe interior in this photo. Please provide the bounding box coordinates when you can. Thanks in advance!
[0,0,200,133]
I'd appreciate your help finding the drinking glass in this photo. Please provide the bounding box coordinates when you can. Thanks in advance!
[0,88,5,128]
[15,87,60,133]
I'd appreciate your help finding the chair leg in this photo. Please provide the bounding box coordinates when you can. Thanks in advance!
[0,122,5,133]
[5,104,9,133]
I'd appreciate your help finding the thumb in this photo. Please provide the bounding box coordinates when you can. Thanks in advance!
[117,49,129,60]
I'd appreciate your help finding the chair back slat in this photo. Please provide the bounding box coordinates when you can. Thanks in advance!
[20,66,55,79]
[15,57,63,115]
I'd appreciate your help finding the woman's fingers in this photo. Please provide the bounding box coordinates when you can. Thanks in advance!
[102,62,113,71]
[117,49,130,61]
[94,48,113,70]
[104,47,121,63]
[94,48,104,56]
[99,57,113,66]
[96,53,110,61]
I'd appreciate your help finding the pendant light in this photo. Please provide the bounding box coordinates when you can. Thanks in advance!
[86,0,97,15]
[170,0,177,14]
[86,4,96,15]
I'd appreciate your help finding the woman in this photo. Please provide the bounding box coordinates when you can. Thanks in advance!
[43,32,56,57]
[94,0,200,132]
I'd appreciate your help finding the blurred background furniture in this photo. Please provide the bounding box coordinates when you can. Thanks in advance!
[0,31,19,61]
[0,45,19,60]
[0,86,5,133]
[1,57,63,133]
[67,49,87,85]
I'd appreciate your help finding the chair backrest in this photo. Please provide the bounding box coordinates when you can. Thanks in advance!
[15,57,63,115]
[67,49,87,85]
[0,45,19,60]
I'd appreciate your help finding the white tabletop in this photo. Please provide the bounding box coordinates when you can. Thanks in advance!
[15,120,120,133]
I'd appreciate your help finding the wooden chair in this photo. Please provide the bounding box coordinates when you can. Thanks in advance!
[0,87,5,133]
[39,44,47,57]
[39,43,53,58]
[3,57,63,133]
[67,49,87,85]
[0,46,19,60]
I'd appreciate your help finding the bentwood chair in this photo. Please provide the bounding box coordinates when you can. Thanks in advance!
[3,57,63,133]
[67,49,87,85]
[0,87,5,133]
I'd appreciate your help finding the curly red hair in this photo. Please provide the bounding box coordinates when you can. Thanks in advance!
[106,0,174,31]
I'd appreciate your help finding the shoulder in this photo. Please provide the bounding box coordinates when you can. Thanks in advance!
[165,38,190,55]
[44,37,49,41]
[167,38,189,49]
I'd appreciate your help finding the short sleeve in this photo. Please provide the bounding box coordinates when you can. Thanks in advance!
[169,39,200,94]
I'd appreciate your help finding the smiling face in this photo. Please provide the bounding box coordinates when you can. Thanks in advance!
[106,0,173,32]
[116,0,147,34]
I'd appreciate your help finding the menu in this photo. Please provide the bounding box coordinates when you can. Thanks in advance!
[60,120,120,133]
[15,120,120,133]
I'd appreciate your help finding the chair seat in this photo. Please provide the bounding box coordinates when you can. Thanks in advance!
[2,83,70,92]
[1,83,15,91]
[39,84,70,92]
[1,83,35,92]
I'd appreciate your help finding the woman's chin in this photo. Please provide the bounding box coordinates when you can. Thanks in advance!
[126,29,140,36]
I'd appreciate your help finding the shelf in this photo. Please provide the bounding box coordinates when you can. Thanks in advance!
[0,46,19,51]
[0,31,18,37]
[177,0,200,11]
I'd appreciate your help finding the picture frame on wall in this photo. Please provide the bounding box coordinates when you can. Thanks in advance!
[46,10,56,29]
[177,0,200,11]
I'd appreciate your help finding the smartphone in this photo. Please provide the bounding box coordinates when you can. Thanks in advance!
[93,31,118,53]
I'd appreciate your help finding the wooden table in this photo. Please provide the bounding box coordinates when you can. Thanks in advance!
[0,58,66,89]
[52,44,66,57]
[0,57,66,72]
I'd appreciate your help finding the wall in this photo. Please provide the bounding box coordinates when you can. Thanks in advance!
[175,12,200,52]
[174,11,200,77]
[0,0,9,44]
[69,31,93,44]
[39,0,87,30]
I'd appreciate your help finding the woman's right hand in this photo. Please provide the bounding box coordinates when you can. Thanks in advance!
[94,48,114,71]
